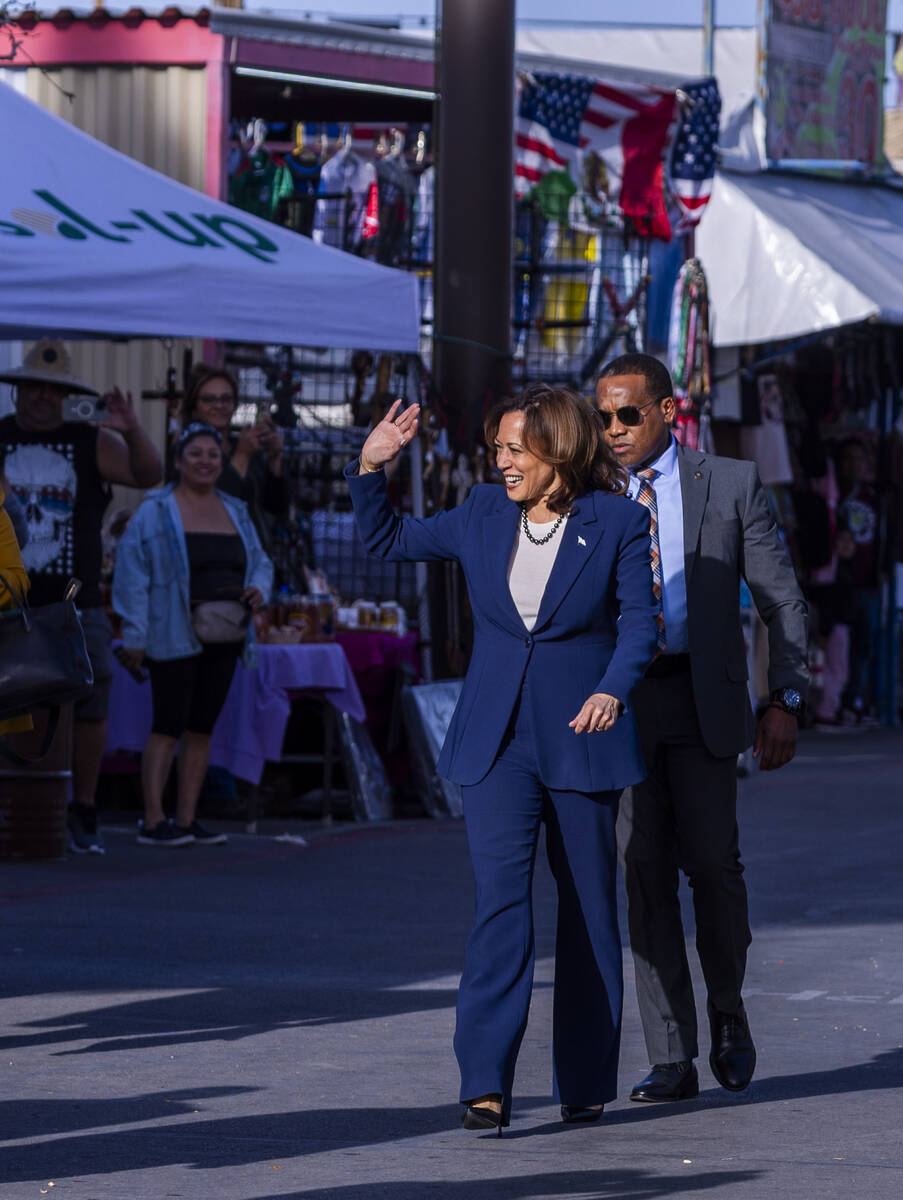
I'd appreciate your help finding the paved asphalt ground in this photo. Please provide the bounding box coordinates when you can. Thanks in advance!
[1,727,901,1200]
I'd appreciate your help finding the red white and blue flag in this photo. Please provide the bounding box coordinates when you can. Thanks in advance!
[515,72,678,239]
[515,72,720,241]
[668,79,721,231]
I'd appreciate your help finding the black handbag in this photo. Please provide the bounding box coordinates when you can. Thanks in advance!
[0,576,94,763]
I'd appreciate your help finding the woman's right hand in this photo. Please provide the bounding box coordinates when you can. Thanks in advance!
[118,647,145,672]
[360,400,420,473]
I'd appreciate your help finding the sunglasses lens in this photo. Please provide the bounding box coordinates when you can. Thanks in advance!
[599,405,643,430]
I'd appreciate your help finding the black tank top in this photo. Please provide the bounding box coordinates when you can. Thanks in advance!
[185,532,247,605]
[0,417,110,608]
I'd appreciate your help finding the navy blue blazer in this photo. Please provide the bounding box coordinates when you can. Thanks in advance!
[346,465,659,792]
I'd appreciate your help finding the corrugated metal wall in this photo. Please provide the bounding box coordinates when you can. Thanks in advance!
[18,65,211,478]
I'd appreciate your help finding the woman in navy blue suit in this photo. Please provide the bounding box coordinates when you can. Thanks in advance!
[346,386,658,1133]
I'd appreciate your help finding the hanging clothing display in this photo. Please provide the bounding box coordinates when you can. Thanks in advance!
[373,155,417,266]
[278,149,324,237]
[668,259,712,452]
[313,150,379,252]
[228,149,293,221]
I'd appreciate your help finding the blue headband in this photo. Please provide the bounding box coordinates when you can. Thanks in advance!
[176,422,222,454]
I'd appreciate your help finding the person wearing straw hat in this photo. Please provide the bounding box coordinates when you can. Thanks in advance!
[0,340,163,854]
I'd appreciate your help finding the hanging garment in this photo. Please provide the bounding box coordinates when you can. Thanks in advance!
[313,151,379,251]
[228,150,292,221]
[276,151,323,236]
[541,227,596,359]
[413,166,435,329]
[374,157,417,266]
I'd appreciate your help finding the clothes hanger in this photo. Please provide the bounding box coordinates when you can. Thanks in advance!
[387,128,405,160]
[251,118,268,156]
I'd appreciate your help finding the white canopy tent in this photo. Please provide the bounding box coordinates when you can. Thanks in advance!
[0,81,420,350]
[696,169,903,348]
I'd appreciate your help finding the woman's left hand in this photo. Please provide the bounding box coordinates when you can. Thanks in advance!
[256,416,284,463]
[569,692,622,734]
[241,587,264,612]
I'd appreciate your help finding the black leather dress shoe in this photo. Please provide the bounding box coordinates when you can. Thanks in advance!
[560,1104,604,1124]
[708,1002,756,1091]
[629,1061,699,1103]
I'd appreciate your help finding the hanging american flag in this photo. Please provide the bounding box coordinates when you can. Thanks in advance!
[668,79,720,230]
[515,72,678,240]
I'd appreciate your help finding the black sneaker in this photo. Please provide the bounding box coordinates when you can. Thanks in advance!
[67,802,105,855]
[136,820,195,847]
[176,820,228,846]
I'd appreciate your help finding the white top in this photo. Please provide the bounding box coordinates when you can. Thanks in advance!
[625,435,688,654]
[507,512,569,632]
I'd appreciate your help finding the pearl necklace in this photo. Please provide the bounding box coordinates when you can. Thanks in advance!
[521,504,565,546]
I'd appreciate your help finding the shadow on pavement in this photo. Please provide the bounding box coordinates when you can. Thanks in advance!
[600,1047,903,1125]
[0,984,461,1056]
[0,1102,462,1180]
[242,1167,762,1200]
[0,1087,257,1140]
[0,1102,763,1191]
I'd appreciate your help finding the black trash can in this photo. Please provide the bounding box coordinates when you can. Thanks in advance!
[0,706,73,861]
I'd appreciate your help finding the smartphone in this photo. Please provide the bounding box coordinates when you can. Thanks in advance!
[113,644,149,684]
[62,394,107,422]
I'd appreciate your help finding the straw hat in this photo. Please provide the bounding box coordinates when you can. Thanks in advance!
[0,339,98,395]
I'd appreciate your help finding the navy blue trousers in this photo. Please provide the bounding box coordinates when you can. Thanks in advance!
[454,691,622,1107]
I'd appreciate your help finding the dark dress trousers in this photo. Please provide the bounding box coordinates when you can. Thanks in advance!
[346,465,659,1105]
[619,443,808,1065]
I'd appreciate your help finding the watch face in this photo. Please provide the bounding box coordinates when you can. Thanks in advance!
[782,689,802,710]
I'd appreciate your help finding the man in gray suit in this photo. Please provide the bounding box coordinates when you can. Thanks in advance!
[596,353,808,1102]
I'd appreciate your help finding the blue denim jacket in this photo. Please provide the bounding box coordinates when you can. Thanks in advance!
[112,485,274,663]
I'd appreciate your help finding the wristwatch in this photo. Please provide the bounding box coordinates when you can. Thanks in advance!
[769,687,804,717]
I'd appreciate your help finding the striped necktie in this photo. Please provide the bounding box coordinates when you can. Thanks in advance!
[635,468,667,653]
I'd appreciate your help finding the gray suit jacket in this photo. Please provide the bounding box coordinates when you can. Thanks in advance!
[675,442,808,757]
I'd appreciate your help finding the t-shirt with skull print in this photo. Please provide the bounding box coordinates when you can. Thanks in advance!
[0,417,111,608]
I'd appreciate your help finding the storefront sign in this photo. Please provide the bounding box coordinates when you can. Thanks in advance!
[760,0,887,169]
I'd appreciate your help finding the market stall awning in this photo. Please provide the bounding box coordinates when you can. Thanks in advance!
[0,80,420,349]
[696,170,903,347]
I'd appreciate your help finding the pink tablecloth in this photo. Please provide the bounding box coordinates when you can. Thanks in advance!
[105,642,365,785]
[334,630,420,674]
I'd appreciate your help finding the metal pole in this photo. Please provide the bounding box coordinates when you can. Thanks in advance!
[702,0,715,76]
[434,0,515,452]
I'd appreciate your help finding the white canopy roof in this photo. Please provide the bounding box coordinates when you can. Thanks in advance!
[696,170,903,347]
[0,80,420,349]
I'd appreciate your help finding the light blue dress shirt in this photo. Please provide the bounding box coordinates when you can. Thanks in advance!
[626,436,688,655]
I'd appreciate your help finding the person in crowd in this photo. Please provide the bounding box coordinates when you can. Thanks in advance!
[113,423,273,847]
[1,465,29,550]
[0,339,163,855]
[0,480,33,736]
[811,525,857,730]
[176,364,288,552]
[595,353,808,1104]
[835,437,881,725]
[346,388,659,1133]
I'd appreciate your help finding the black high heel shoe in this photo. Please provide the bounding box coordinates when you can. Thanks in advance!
[461,1095,510,1138]
[560,1104,604,1124]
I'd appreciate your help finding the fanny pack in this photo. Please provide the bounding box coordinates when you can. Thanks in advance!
[191,600,248,644]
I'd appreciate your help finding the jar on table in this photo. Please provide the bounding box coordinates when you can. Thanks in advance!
[378,602,401,632]
[353,600,378,629]
[315,594,336,641]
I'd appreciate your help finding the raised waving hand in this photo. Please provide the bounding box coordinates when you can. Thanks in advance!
[360,399,421,473]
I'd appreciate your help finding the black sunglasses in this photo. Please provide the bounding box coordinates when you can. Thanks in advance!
[597,398,661,431]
